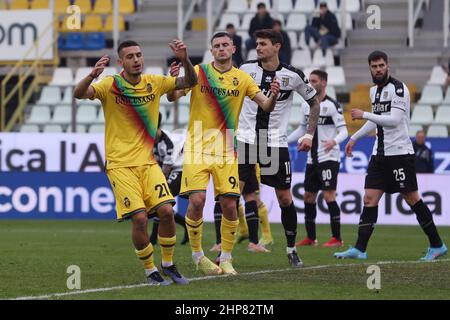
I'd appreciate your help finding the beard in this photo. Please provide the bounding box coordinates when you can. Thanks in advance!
[372,72,389,85]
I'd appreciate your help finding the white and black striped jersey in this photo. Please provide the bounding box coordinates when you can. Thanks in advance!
[154,130,174,167]
[237,61,317,148]
[369,77,414,156]
[300,96,347,164]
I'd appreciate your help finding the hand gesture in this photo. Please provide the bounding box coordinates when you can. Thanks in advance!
[90,55,110,79]
[169,61,182,77]
[169,40,188,62]
[270,77,281,97]
[297,134,313,152]
[345,139,355,157]
[351,108,364,120]
[323,139,336,153]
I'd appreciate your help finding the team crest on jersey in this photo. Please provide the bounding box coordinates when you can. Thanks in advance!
[281,77,289,87]
[124,197,131,208]
[146,83,153,93]
[233,77,239,86]
[250,72,257,79]
[383,91,388,99]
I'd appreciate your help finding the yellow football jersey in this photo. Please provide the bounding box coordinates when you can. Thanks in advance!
[184,63,260,157]
[91,72,176,169]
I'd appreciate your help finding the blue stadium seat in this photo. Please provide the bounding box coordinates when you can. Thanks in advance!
[61,33,84,50]
[85,32,106,50]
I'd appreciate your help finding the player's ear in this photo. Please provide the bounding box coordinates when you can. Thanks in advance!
[231,45,236,54]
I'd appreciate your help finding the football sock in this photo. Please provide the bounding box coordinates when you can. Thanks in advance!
[355,206,378,252]
[304,203,317,240]
[213,202,222,244]
[237,202,249,236]
[221,216,239,254]
[245,200,259,244]
[135,243,155,270]
[158,235,176,267]
[185,216,203,253]
[258,202,272,240]
[327,201,341,240]
[281,202,297,248]
[412,200,443,248]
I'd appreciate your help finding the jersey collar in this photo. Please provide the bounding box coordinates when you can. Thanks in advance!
[257,60,283,71]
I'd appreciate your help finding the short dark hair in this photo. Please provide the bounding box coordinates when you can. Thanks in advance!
[368,50,388,64]
[118,40,140,56]
[255,29,283,46]
[257,2,266,9]
[210,32,233,45]
[319,2,328,7]
[226,23,235,29]
[310,69,328,81]
[272,19,282,28]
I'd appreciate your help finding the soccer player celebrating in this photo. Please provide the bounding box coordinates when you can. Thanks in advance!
[237,29,320,267]
[288,70,348,247]
[173,32,280,275]
[334,51,447,260]
[73,40,197,285]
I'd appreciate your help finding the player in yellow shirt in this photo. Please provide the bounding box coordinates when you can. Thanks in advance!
[169,32,280,275]
[73,40,197,286]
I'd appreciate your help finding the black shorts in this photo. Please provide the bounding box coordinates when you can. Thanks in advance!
[365,154,418,194]
[167,170,182,197]
[304,161,340,193]
[238,141,292,192]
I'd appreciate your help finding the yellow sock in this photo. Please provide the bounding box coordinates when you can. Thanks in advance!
[238,203,248,236]
[185,216,203,253]
[158,235,176,266]
[259,202,272,240]
[221,216,239,254]
[135,243,155,270]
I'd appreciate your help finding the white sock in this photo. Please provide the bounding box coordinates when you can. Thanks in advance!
[145,267,158,277]
[286,247,296,254]
[192,251,204,264]
[220,252,232,262]
[162,261,173,268]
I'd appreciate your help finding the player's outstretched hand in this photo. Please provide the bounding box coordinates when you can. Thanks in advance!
[345,139,355,157]
[297,134,313,152]
[169,40,188,61]
[270,77,281,97]
[351,108,364,120]
[323,139,337,153]
[90,55,110,79]
[169,61,182,77]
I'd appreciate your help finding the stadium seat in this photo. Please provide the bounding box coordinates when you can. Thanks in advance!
[178,105,190,125]
[55,0,70,15]
[433,106,450,125]
[408,125,423,137]
[285,13,307,31]
[98,67,118,81]
[119,0,135,14]
[76,105,98,124]
[10,0,29,10]
[42,124,64,133]
[218,13,240,30]
[247,49,257,61]
[277,0,294,13]
[326,86,337,100]
[418,85,444,105]
[83,15,103,32]
[74,0,92,14]
[312,49,334,67]
[291,49,312,69]
[239,13,254,31]
[50,68,74,87]
[74,67,92,85]
[27,106,51,124]
[318,0,338,11]
[95,110,105,123]
[202,50,214,64]
[226,0,248,13]
[237,31,248,47]
[62,87,74,105]
[93,0,112,15]
[326,66,346,86]
[293,0,315,13]
[104,15,125,32]
[302,67,315,78]
[427,66,448,85]
[145,66,164,75]
[85,32,106,50]
[65,124,87,133]
[289,105,304,126]
[410,105,434,125]
[288,31,299,49]
[344,0,361,12]
[37,86,62,105]
[336,13,353,31]
[31,0,49,9]
[249,0,271,12]
[442,87,450,105]
[61,33,85,50]
[19,124,40,133]
[427,125,448,137]
[293,92,306,106]
[89,124,105,133]
[51,105,72,124]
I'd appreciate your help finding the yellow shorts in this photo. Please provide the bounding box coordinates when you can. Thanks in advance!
[106,164,175,222]
[180,152,240,200]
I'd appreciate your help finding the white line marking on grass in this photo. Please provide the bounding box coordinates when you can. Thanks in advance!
[9,258,450,300]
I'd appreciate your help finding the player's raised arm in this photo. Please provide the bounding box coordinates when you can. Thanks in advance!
[168,40,198,90]
[166,61,187,102]
[73,55,110,100]
[252,77,281,112]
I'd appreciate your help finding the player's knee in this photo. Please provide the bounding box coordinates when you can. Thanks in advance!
[157,205,174,224]
[220,197,238,214]
[323,191,336,203]
[363,193,378,206]
[402,192,420,207]
[131,212,148,230]
[304,192,317,204]
[189,193,206,212]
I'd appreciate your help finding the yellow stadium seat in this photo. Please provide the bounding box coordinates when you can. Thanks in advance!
[119,0,135,14]
[60,15,83,32]
[104,15,125,32]
[74,0,92,14]
[93,0,112,14]
[55,0,70,15]
[31,0,49,9]
[10,0,29,10]
[83,15,103,32]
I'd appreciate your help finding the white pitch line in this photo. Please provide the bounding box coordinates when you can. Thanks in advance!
[9,258,450,300]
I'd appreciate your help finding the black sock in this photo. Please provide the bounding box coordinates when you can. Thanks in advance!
[281,202,297,248]
[412,200,443,248]
[304,203,317,240]
[355,206,378,252]
[245,200,259,245]
[149,217,160,245]
[327,201,341,240]
[214,202,222,245]
[174,213,189,243]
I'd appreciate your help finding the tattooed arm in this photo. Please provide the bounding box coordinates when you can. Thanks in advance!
[297,95,320,152]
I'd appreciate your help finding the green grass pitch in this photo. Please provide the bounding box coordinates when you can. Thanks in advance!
[0,221,449,300]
